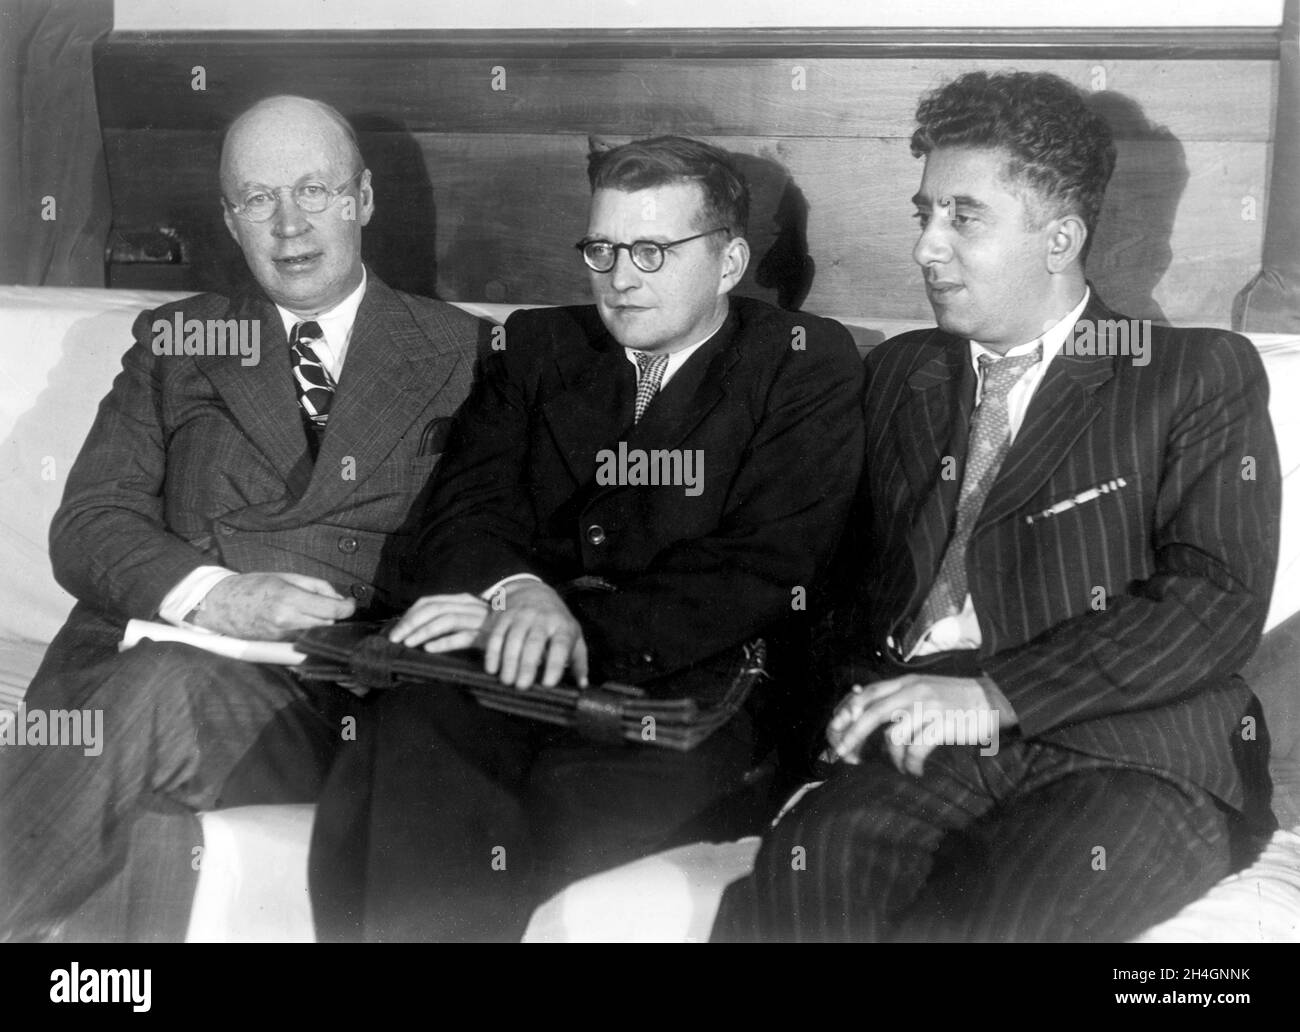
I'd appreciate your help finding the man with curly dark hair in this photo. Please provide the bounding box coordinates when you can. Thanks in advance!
[713,70,1281,942]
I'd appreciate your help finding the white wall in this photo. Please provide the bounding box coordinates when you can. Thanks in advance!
[115,0,1286,32]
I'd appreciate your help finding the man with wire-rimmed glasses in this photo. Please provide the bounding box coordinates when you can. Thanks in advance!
[307,135,866,941]
[0,95,490,942]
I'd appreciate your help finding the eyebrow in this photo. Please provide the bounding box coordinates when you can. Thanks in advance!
[581,234,676,243]
[911,193,992,213]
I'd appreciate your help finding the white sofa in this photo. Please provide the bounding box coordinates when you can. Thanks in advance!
[2,284,1299,942]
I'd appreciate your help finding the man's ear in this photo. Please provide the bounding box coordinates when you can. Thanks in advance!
[718,236,750,294]
[356,168,375,228]
[1045,213,1087,274]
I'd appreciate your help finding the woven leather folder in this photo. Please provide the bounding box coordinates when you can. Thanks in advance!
[294,621,765,752]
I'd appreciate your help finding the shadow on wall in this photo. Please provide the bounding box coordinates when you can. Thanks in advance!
[721,150,817,314]
[1085,91,1188,325]
[354,114,440,299]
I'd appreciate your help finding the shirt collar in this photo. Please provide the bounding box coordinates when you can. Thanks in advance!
[969,285,1090,370]
[275,265,368,348]
[621,306,729,379]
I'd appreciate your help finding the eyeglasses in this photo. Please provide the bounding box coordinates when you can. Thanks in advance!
[224,170,364,223]
[575,227,730,273]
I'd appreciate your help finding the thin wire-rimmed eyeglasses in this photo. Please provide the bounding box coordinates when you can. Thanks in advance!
[575,226,730,273]
[224,170,364,223]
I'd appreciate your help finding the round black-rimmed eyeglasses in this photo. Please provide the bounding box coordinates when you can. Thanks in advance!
[575,226,730,273]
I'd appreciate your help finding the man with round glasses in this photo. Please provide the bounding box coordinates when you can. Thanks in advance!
[0,95,490,942]
[308,135,866,941]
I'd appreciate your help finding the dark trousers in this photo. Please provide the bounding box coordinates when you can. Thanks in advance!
[710,737,1238,942]
[309,684,761,942]
[0,641,356,943]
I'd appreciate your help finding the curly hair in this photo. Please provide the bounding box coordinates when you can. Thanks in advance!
[587,135,749,240]
[911,71,1116,256]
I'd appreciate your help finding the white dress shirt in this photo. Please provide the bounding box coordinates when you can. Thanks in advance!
[905,287,1090,658]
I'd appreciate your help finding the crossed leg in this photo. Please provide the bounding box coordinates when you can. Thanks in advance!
[711,743,1232,943]
[0,641,356,942]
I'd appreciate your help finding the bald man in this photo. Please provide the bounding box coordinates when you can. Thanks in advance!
[0,96,490,942]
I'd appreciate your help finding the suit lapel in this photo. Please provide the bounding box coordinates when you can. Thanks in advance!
[196,290,314,495]
[977,297,1117,530]
[540,321,636,486]
[891,336,976,610]
[623,309,739,453]
[893,336,973,499]
[539,306,740,493]
[306,276,463,511]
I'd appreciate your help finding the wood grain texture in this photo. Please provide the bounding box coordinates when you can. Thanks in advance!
[96,49,1277,142]
[103,129,1269,326]
[95,34,1278,328]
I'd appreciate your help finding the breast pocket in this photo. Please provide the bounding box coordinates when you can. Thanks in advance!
[407,451,442,481]
[417,417,452,457]
[1016,471,1148,606]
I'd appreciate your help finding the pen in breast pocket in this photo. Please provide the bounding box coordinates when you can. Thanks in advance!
[1025,477,1127,525]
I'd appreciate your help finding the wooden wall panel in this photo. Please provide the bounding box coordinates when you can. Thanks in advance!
[95,32,1279,329]
[106,128,1269,326]
[97,49,1276,141]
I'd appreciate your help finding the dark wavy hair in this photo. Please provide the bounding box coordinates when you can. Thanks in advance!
[587,135,749,240]
[911,71,1116,258]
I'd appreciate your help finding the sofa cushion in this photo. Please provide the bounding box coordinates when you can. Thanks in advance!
[186,804,317,943]
[0,286,187,647]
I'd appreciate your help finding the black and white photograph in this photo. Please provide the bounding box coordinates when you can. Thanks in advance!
[0,0,1296,1000]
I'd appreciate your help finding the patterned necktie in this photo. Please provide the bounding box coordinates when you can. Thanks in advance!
[633,350,669,423]
[290,321,335,429]
[902,345,1042,655]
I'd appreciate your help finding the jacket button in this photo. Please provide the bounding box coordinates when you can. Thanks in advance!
[338,535,359,554]
[217,523,235,536]
[350,583,371,602]
[638,650,655,665]
[585,525,606,545]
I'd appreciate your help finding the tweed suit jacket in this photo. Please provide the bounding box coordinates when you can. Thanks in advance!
[405,297,866,691]
[34,272,490,691]
[834,291,1282,814]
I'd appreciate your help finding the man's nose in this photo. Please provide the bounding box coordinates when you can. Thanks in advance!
[608,248,643,291]
[912,218,951,268]
[269,194,311,238]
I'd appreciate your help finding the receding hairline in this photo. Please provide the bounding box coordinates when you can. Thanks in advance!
[219,95,364,183]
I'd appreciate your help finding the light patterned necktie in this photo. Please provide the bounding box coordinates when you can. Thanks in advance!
[290,320,335,429]
[902,345,1042,655]
[633,350,669,423]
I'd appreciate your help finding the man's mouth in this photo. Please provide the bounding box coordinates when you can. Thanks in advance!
[926,281,963,299]
[274,252,323,271]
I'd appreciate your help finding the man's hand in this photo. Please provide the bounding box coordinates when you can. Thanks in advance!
[191,572,355,640]
[484,580,588,690]
[389,582,588,690]
[389,593,491,653]
[825,674,1016,776]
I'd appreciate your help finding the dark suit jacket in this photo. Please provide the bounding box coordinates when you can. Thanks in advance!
[407,297,865,692]
[834,291,1281,816]
[32,272,490,701]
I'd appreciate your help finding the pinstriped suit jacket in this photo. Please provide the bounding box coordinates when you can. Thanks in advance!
[32,272,490,698]
[836,292,1281,815]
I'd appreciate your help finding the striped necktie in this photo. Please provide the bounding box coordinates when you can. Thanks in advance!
[290,320,335,429]
[902,345,1042,655]
[633,350,669,423]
